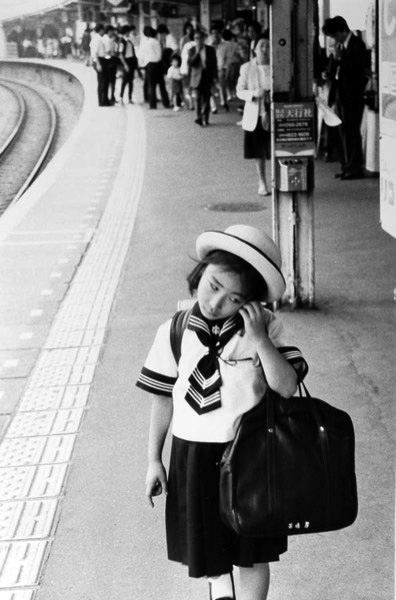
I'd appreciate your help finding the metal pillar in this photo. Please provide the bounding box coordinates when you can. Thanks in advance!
[270,0,315,307]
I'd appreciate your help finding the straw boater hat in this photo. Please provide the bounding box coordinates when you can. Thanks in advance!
[196,224,286,303]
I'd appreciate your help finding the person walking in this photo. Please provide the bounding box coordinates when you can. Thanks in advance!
[137,224,307,600]
[322,16,368,180]
[188,29,218,126]
[236,32,271,196]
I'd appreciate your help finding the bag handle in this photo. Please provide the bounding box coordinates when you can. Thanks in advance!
[297,382,326,430]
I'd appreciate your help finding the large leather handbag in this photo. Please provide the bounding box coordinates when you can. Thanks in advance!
[219,384,358,537]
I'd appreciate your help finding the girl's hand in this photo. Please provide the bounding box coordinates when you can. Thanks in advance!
[145,460,168,508]
[239,301,268,344]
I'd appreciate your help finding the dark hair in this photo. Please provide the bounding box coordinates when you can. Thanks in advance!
[183,21,194,35]
[187,250,268,300]
[157,23,169,35]
[222,29,233,41]
[322,16,349,36]
[143,25,156,38]
[170,52,181,66]
[246,20,262,36]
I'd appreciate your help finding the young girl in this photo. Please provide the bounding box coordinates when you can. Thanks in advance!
[136,224,307,600]
[166,53,184,111]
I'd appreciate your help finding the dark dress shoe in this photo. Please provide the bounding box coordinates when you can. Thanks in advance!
[340,171,365,180]
[195,118,203,126]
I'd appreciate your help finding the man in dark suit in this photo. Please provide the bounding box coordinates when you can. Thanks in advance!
[322,16,368,179]
[188,29,218,126]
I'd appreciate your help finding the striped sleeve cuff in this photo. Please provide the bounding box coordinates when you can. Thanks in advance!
[277,346,309,382]
[136,367,176,397]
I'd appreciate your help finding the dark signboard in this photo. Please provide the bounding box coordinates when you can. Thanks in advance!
[274,101,315,155]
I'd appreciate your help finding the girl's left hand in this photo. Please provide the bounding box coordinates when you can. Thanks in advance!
[239,301,268,343]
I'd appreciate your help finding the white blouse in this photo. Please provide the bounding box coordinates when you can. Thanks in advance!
[137,309,286,443]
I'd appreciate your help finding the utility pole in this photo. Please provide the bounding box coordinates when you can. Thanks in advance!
[270,0,316,308]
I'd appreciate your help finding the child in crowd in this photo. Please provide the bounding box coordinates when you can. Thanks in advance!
[167,53,184,110]
[137,224,307,600]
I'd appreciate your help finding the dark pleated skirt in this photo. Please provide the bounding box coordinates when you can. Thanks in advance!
[166,436,287,578]
[244,118,271,160]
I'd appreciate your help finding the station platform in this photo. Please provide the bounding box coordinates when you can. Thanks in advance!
[0,61,394,600]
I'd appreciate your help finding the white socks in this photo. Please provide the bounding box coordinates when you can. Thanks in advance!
[208,573,234,599]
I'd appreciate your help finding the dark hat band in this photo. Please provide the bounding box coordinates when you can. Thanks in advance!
[207,230,284,279]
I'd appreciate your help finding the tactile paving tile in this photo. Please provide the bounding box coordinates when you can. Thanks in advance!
[0,499,58,540]
[0,590,36,599]
[18,385,90,411]
[0,109,146,595]
[27,364,96,388]
[5,409,84,438]
[0,435,76,467]
[35,346,101,368]
[0,540,48,586]
[0,465,68,500]
[44,328,106,349]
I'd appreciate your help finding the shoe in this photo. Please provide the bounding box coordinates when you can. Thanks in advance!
[258,184,270,196]
[208,573,235,600]
[211,107,218,114]
[173,106,181,111]
[223,102,229,112]
[195,118,203,126]
[340,171,365,180]
[334,172,345,178]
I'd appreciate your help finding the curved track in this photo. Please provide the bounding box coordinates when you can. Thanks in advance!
[0,78,57,215]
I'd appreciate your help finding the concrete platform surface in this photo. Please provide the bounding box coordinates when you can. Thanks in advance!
[0,67,394,600]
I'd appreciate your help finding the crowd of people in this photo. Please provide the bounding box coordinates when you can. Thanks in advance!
[88,18,278,194]
[88,14,372,191]
[88,18,262,110]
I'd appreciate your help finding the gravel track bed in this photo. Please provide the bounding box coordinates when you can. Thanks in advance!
[0,84,22,150]
[0,77,80,215]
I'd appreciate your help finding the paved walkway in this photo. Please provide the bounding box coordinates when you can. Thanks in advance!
[0,68,395,600]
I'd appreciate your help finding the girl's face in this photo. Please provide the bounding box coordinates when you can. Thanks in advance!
[197,264,248,320]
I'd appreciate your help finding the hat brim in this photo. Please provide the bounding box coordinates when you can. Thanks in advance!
[196,231,286,303]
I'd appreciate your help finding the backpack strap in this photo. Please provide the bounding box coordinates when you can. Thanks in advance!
[170,309,191,365]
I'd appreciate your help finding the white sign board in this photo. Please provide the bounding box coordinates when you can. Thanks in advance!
[379,0,396,238]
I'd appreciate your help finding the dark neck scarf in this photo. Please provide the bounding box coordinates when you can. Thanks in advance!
[185,302,243,415]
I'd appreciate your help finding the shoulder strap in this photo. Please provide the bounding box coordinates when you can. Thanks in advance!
[170,309,191,365]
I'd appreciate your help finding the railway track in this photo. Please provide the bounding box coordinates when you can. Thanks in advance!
[0,77,57,215]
